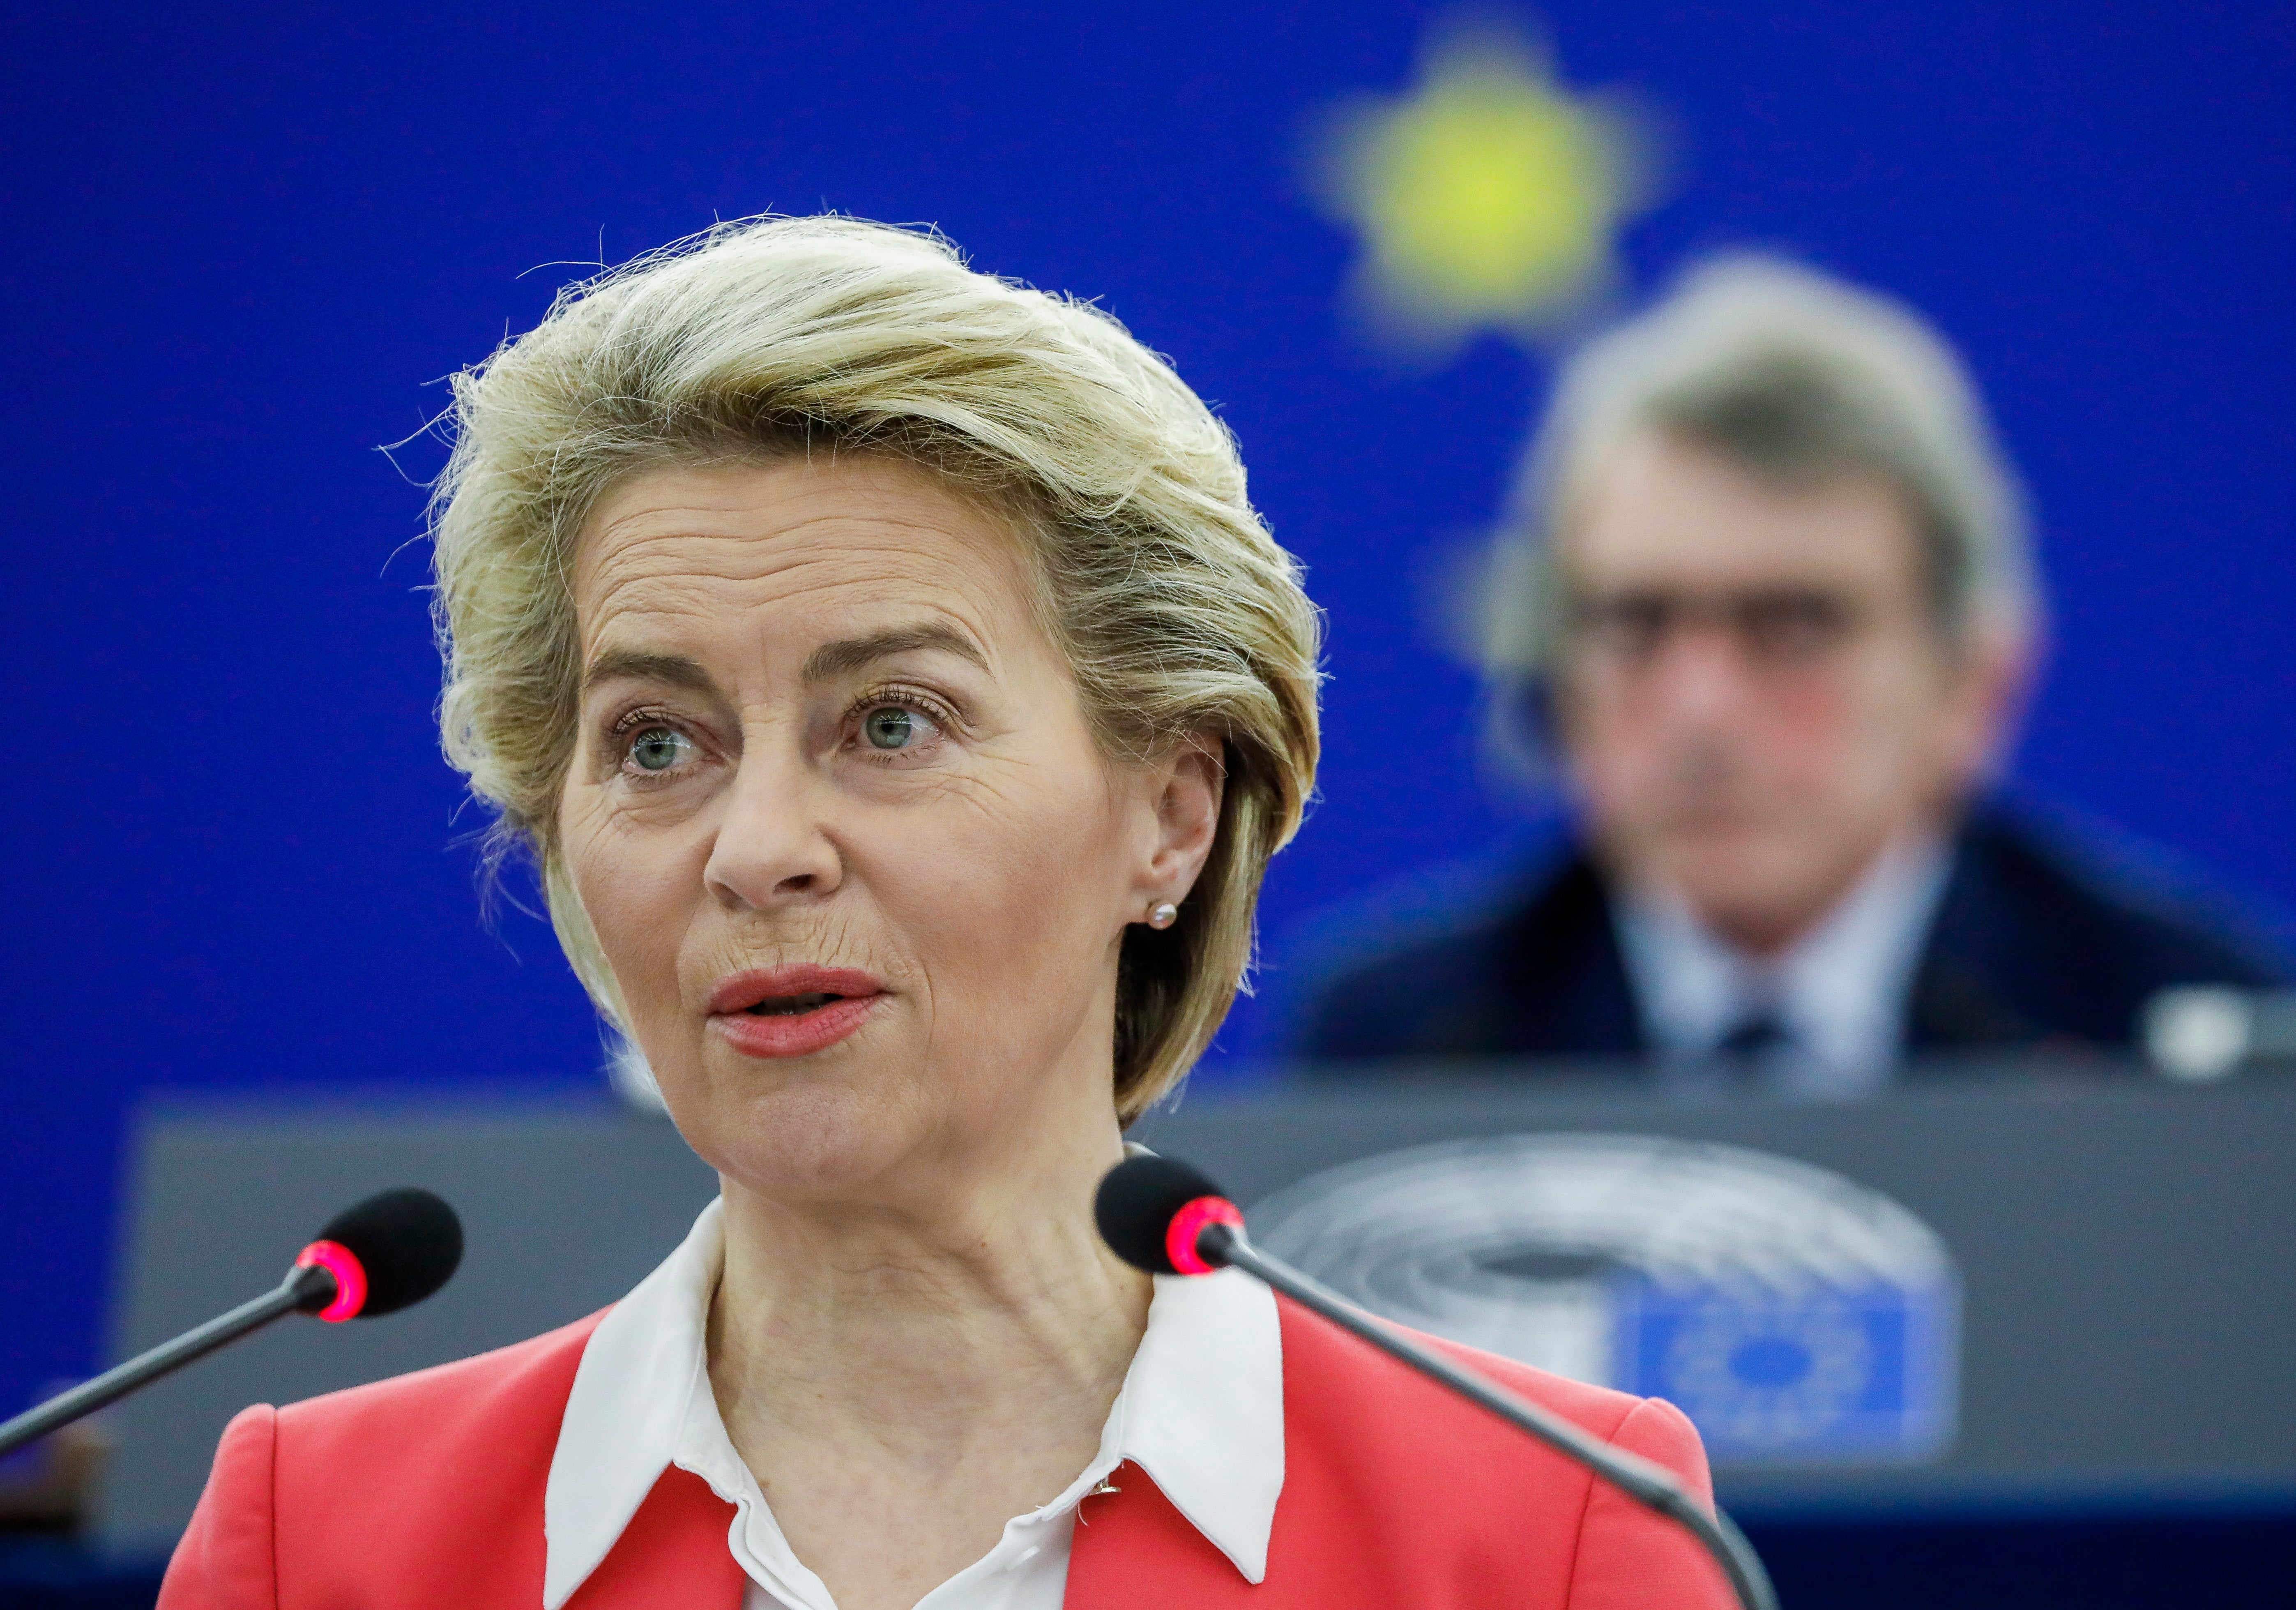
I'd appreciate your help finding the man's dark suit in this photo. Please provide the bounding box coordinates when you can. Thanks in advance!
[1294,798,2290,1067]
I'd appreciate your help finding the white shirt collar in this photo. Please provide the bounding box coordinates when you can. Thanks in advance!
[1614,835,1951,1096]
[543,1199,1283,1610]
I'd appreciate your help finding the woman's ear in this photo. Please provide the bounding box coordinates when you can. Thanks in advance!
[1131,734,1225,911]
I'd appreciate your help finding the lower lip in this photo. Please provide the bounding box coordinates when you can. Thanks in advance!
[710,995,883,1059]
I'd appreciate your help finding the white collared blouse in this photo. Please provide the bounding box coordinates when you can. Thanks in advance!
[543,1201,1285,1610]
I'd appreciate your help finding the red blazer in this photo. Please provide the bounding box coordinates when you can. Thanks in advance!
[161,1296,1734,1609]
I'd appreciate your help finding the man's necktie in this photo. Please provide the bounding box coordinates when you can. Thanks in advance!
[1713,1010,1793,1081]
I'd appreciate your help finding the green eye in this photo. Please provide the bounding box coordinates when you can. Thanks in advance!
[864,707,915,750]
[629,727,690,772]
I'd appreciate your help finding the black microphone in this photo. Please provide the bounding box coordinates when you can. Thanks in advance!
[1095,1155,1777,1610]
[0,1187,463,1460]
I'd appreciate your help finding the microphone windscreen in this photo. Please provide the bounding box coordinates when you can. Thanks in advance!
[317,1188,464,1317]
[1095,1154,1230,1275]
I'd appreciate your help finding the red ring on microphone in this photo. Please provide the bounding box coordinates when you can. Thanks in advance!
[1165,1195,1244,1276]
[295,1239,368,1322]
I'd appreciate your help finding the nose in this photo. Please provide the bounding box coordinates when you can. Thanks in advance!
[1643,623,1761,727]
[702,743,844,913]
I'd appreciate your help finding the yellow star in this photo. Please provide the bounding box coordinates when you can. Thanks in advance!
[1313,20,1653,350]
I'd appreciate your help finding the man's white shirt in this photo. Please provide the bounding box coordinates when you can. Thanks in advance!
[1613,835,1953,1097]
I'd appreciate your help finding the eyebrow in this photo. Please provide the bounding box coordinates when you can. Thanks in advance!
[580,624,988,697]
[581,649,719,697]
[800,623,989,682]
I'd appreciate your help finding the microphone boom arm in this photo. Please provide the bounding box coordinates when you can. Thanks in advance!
[1204,1223,1780,1610]
[0,1262,335,1461]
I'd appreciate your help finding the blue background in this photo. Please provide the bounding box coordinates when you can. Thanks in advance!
[1,2,2289,1419]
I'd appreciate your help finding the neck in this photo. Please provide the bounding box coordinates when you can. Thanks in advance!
[706,1119,1150,1473]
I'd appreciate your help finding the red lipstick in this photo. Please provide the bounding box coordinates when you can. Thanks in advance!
[707,965,887,1059]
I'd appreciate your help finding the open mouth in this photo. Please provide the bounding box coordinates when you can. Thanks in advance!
[707,967,887,1057]
[745,992,846,1017]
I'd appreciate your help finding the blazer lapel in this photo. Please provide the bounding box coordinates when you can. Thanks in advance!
[564,1466,748,1610]
[1063,1461,1262,1609]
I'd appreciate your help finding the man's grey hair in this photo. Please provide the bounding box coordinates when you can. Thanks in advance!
[1483,255,2040,682]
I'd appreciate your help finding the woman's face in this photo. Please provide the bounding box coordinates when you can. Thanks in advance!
[559,456,1216,1209]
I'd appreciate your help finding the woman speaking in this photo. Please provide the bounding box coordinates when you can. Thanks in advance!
[160,217,1729,1610]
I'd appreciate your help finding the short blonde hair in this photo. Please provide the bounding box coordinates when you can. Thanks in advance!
[428,216,1321,1122]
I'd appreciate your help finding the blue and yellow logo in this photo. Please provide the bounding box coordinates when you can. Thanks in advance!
[1309,14,1662,353]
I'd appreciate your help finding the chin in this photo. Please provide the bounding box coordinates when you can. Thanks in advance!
[659,1046,940,1203]
[1658,835,1813,928]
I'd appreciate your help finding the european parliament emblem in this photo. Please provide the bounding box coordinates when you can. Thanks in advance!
[1249,1135,1959,1464]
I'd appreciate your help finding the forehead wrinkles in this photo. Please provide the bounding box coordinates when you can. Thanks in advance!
[572,512,1029,679]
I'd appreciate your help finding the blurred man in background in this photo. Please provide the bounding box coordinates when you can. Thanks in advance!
[1299,259,2288,1093]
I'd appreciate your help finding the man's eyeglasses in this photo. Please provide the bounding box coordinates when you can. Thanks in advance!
[1565,587,1866,668]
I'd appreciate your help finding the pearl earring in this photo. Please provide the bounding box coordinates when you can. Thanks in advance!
[1147,901,1179,930]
